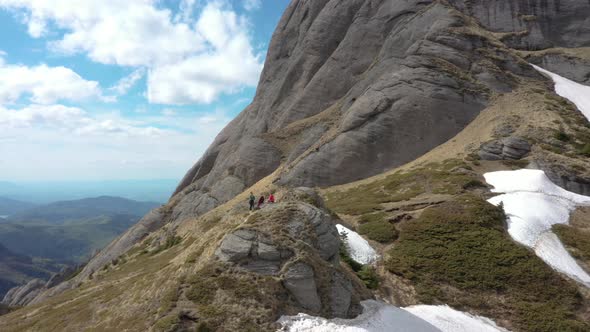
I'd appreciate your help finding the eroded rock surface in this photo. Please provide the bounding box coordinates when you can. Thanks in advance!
[213,189,366,318]
[479,137,531,160]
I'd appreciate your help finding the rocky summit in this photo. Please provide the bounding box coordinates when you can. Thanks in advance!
[2,0,590,331]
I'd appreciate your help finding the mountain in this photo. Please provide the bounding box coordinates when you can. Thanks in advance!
[0,197,36,217]
[0,196,159,299]
[0,214,139,263]
[1,0,590,331]
[8,196,160,224]
[0,196,159,262]
[0,243,63,301]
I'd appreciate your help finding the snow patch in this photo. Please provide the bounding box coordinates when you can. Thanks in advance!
[404,305,510,332]
[532,64,590,122]
[336,224,378,264]
[278,300,509,332]
[485,169,590,286]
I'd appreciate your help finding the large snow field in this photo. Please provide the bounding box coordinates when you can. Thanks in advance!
[278,300,508,332]
[485,169,590,286]
[532,64,590,121]
[336,224,379,264]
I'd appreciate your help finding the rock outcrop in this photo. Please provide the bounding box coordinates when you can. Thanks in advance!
[213,191,364,318]
[478,136,531,160]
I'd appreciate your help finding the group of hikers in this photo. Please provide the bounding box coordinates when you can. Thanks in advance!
[249,192,275,210]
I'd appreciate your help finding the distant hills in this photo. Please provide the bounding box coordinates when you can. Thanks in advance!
[0,196,159,298]
[0,197,36,217]
[0,243,63,299]
[8,196,160,224]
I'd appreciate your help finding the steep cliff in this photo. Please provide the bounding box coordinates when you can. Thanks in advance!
[2,0,590,331]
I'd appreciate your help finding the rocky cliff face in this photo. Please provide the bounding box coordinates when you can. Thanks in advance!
[4,0,590,324]
[172,0,589,222]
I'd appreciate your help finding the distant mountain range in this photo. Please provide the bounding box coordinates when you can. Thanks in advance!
[0,196,159,298]
[0,179,177,204]
[8,196,160,224]
[0,243,64,299]
[0,197,36,217]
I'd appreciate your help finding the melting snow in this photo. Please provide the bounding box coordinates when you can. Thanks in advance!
[336,224,378,264]
[532,64,590,122]
[485,169,590,286]
[404,305,510,332]
[278,300,508,332]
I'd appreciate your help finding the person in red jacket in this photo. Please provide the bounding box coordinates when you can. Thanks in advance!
[268,193,275,203]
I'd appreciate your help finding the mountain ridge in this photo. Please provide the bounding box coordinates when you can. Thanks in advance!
[1,0,590,330]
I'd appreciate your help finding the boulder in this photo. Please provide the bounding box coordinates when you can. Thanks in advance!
[215,234,253,262]
[283,263,322,312]
[479,137,531,160]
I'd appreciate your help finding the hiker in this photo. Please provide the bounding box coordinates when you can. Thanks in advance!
[249,192,256,211]
[268,193,275,203]
[257,195,265,209]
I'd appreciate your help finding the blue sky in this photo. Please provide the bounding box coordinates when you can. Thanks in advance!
[0,0,289,181]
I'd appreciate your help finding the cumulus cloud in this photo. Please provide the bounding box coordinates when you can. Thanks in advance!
[0,0,264,104]
[0,60,105,104]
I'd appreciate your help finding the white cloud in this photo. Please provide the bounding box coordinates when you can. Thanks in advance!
[148,1,263,104]
[0,104,161,136]
[109,68,146,96]
[0,60,105,104]
[161,108,177,116]
[0,0,264,104]
[0,103,232,180]
[243,0,261,11]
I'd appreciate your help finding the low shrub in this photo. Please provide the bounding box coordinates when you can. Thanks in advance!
[358,220,398,243]
[386,195,587,331]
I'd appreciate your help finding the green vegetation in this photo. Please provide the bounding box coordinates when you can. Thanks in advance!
[339,242,363,272]
[154,314,180,332]
[386,195,588,331]
[325,160,477,215]
[184,262,280,330]
[151,235,183,256]
[159,285,180,314]
[501,159,530,169]
[554,224,590,261]
[358,217,398,243]
[357,266,379,289]
[578,143,590,157]
[339,240,379,289]
[554,130,571,142]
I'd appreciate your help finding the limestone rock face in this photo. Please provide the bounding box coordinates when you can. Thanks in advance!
[449,0,590,50]
[2,279,45,307]
[173,0,587,218]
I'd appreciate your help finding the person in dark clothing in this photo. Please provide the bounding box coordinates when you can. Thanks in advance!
[249,192,256,211]
[257,195,265,209]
